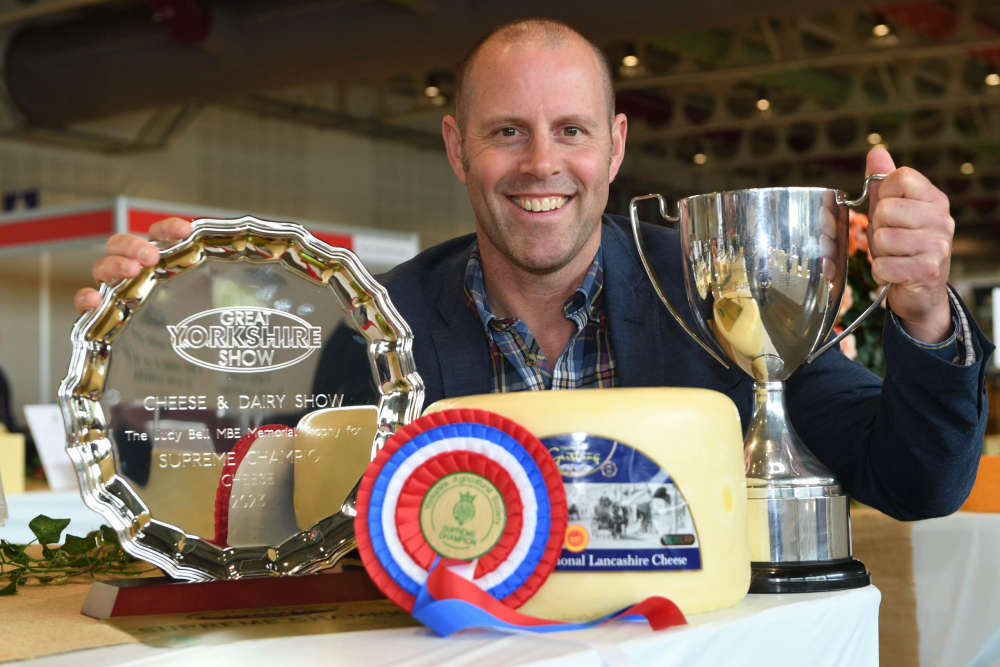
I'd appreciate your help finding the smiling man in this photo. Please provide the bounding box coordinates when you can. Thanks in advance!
[76,19,993,520]
[440,21,626,376]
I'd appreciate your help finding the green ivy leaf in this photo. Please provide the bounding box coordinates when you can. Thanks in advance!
[28,515,71,545]
[99,525,119,547]
[0,577,18,596]
[1,515,154,595]
[63,533,98,556]
[1,541,29,565]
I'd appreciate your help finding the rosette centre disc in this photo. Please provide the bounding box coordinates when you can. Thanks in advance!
[419,472,507,560]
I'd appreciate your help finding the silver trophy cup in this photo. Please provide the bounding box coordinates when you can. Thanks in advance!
[630,176,886,593]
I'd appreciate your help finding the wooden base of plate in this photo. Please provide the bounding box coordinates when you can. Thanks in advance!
[82,569,385,619]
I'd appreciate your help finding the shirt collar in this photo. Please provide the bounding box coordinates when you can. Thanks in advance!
[565,244,604,321]
[464,241,604,335]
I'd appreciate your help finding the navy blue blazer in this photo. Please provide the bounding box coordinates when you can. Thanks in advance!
[315,214,993,521]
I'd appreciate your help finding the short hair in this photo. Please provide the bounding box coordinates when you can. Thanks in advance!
[454,18,615,129]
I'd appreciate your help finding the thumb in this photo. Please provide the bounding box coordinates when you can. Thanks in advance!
[865,145,896,213]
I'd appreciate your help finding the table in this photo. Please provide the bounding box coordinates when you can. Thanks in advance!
[2,491,881,666]
[852,508,1000,667]
[6,587,880,667]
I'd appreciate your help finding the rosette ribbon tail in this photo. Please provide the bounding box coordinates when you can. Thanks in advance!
[412,558,687,637]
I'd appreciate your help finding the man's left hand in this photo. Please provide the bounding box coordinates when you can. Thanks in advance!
[865,146,954,344]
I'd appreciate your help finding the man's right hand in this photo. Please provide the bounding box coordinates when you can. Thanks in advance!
[73,217,193,313]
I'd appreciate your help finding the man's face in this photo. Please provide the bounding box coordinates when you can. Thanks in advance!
[443,38,627,276]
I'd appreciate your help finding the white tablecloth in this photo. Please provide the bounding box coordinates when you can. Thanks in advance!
[913,512,1000,667]
[18,586,880,667]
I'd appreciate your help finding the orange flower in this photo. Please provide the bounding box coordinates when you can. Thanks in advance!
[848,210,870,257]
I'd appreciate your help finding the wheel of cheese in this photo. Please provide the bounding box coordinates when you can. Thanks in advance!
[425,387,750,618]
[213,424,298,548]
[293,405,378,530]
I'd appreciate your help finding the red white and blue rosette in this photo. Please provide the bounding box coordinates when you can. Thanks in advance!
[355,409,567,613]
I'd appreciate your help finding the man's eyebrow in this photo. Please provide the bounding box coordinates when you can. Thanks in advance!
[553,114,601,128]
[475,115,526,128]
[474,114,601,129]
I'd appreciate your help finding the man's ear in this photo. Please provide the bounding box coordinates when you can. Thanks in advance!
[608,113,628,183]
[442,115,467,185]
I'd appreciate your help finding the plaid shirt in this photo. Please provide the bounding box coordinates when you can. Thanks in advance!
[464,244,616,392]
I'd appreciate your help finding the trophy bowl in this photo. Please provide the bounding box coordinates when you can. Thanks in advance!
[630,176,886,593]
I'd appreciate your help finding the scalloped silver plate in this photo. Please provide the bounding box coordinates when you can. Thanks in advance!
[58,217,423,580]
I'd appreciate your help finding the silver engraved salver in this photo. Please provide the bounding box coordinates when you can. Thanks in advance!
[59,217,423,580]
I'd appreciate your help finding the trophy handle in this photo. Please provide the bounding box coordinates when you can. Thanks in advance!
[809,173,889,362]
[836,172,886,207]
[809,284,889,361]
[629,194,730,368]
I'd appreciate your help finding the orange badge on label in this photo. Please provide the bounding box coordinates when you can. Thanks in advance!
[564,524,590,552]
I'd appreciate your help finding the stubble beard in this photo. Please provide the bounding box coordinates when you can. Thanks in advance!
[478,206,600,277]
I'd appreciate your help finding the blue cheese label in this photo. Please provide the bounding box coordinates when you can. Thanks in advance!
[542,434,701,571]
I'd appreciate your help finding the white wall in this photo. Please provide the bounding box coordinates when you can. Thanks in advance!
[0,105,474,425]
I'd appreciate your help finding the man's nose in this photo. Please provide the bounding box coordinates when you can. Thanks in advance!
[520,135,560,179]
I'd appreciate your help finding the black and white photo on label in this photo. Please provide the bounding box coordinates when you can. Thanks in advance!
[564,482,696,548]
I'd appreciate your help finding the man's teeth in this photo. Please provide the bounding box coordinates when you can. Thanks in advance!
[513,196,568,212]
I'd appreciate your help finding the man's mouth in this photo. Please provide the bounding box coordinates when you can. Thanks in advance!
[510,196,569,212]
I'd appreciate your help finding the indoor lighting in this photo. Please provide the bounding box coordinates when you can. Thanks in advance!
[867,132,883,145]
[424,85,440,98]
[960,162,975,175]
[872,23,891,37]
[622,54,639,68]
[756,98,771,112]
[986,73,1000,87]
[693,153,707,165]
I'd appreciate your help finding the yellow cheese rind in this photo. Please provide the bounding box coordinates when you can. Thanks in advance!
[227,431,298,546]
[137,449,224,538]
[425,387,749,618]
[294,406,379,529]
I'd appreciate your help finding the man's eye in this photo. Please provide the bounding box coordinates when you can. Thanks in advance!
[563,127,582,136]
[499,127,519,137]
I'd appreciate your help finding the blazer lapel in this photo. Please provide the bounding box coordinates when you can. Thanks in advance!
[601,216,738,390]
[602,218,672,386]
[430,246,491,402]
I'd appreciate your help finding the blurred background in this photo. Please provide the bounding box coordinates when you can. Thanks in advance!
[0,0,998,446]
